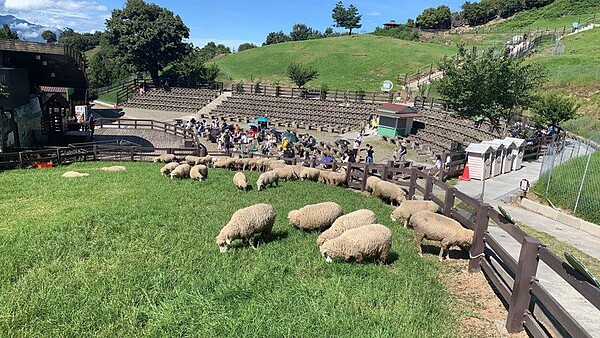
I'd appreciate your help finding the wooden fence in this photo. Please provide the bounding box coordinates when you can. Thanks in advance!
[96,118,208,156]
[230,83,394,104]
[1,144,597,336]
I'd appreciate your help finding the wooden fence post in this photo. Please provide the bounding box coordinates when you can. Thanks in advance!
[468,203,490,273]
[93,145,98,161]
[408,167,417,199]
[382,164,388,181]
[361,163,369,191]
[424,175,434,200]
[506,236,542,333]
[345,163,352,185]
[443,187,456,217]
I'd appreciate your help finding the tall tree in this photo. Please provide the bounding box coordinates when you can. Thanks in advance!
[105,0,190,85]
[263,31,290,46]
[0,24,19,40]
[286,63,318,88]
[416,6,452,29]
[198,42,231,62]
[437,46,546,129]
[41,30,57,43]
[58,28,102,52]
[332,1,362,36]
[532,94,579,127]
[290,23,313,41]
[238,42,257,52]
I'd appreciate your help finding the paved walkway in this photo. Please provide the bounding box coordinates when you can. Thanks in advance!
[455,140,600,336]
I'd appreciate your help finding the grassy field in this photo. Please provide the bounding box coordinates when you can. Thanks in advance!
[532,151,600,225]
[215,34,456,90]
[0,162,455,337]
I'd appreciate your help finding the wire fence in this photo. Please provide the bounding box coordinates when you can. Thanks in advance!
[537,139,599,224]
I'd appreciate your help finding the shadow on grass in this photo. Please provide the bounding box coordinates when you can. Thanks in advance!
[420,244,470,261]
[226,230,289,251]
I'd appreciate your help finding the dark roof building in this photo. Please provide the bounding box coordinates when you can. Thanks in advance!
[383,20,401,29]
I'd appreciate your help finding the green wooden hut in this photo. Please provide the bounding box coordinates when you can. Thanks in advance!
[376,103,418,138]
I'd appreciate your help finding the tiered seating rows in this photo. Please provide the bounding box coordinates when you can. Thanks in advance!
[123,88,220,113]
[211,93,377,130]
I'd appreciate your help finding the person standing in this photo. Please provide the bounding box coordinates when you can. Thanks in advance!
[240,132,248,157]
[365,145,374,164]
[88,114,95,140]
[399,143,407,161]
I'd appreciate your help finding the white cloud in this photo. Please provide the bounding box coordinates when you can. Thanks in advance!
[3,0,106,12]
[367,11,381,16]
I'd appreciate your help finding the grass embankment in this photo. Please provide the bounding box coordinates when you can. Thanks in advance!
[0,162,454,337]
[532,151,600,225]
[215,34,456,90]
[488,0,600,32]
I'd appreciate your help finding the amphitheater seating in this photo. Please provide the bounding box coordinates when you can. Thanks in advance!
[123,87,220,113]
[209,93,377,132]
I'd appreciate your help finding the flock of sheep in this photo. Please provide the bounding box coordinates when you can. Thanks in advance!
[154,153,475,263]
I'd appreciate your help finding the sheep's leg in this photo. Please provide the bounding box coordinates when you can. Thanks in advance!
[439,239,451,262]
[413,232,424,257]
[379,249,389,265]
[249,236,258,250]
[404,218,409,228]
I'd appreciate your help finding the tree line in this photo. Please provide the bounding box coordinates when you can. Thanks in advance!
[416,0,555,30]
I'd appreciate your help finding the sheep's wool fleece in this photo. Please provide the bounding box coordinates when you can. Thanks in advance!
[62,171,89,178]
[289,202,343,230]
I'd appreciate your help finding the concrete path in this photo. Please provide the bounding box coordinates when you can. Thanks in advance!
[455,139,600,336]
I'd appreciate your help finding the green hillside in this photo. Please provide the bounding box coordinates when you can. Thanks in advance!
[215,34,456,90]
[483,0,600,32]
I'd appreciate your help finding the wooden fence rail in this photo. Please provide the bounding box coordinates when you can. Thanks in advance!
[1,146,598,336]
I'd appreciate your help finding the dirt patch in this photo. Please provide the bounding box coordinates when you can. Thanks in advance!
[437,255,529,338]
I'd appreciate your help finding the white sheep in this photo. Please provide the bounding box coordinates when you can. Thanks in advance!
[273,167,296,181]
[365,176,381,193]
[328,171,346,186]
[410,210,474,262]
[214,158,234,169]
[268,159,286,170]
[391,200,440,228]
[190,164,208,181]
[288,202,343,231]
[216,203,276,252]
[319,224,392,264]
[288,165,305,178]
[100,166,127,172]
[160,162,180,175]
[316,209,377,246]
[170,163,191,179]
[248,158,261,171]
[184,155,202,165]
[153,153,177,163]
[62,171,89,178]
[299,167,320,181]
[256,170,279,191]
[372,180,407,206]
[317,170,331,184]
[233,172,249,191]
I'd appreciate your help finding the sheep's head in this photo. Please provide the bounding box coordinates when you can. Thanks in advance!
[256,178,264,191]
[319,246,333,263]
[287,210,299,225]
[215,234,231,253]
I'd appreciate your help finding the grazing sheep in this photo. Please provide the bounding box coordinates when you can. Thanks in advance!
[288,165,306,178]
[256,170,279,191]
[101,166,127,172]
[372,180,406,206]
[288,202,343,231]
[248,158,261,171]
[184,155,202,165]
[240,158,252,171]
[233,172,249,191]
[255,158,268,171]
[316,209,377,246]
[160,162,180,175]
[328,171,346,186]
[216,203,276,252]
[366,176,381,194]
[410,210,474,262]
[273,167,296,181]
[214,158,234,169]
[268,160,286,170]
[299,167,320,181]
[190,164,208,181]
[317,170,331,184]
[62,171,89,178]
[170,163,191,179]
[153,154,176,163]
[391,200,440,228]
[201,155,213,165]
[319,224,392,264]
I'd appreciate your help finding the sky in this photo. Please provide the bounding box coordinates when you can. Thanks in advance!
[0,0,466,49]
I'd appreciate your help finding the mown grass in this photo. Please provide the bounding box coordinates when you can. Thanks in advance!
[532,151,600,225]
[215,34,456,90]
[0,162,455,337]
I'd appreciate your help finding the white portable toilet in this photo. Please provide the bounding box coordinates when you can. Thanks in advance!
[465,143,494,180]
[482,140,505,176]
[498,139,517,173]
[504,137,526,170]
